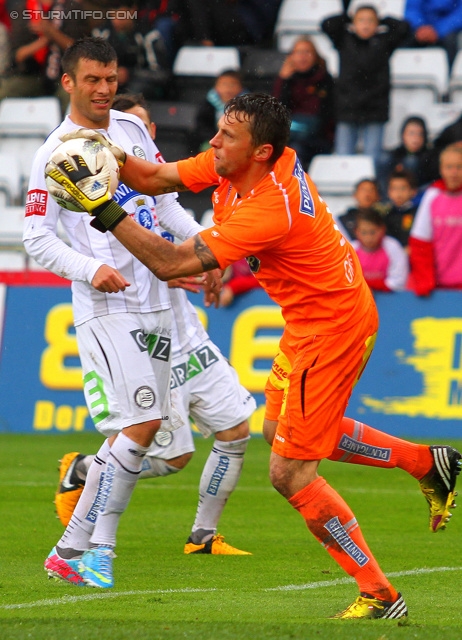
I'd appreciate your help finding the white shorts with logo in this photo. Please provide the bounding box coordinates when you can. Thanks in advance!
[77,310,172,437]
[148,339,256,459]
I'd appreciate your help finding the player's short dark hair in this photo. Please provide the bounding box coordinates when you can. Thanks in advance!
[112,93,149,114]
[224,93,291,164]
[62,37,117,80]
[388,168,417,189]
[354,207,386,228]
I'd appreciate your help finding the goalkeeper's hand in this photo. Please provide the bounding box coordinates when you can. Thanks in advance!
[45,143,127,233]
[59,128,127,167]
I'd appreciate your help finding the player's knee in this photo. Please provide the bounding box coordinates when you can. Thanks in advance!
[166,451,193,470]
[215,420,249,443]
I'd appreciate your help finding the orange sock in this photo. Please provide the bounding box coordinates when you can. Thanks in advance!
[289,476,398,602]
[328,417,433,480]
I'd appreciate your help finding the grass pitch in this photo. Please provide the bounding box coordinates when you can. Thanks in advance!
[1,433,461,640]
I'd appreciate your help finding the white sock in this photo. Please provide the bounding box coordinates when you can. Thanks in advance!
[57,439,110,553]
[190,436,250,543]
[139,456,181,478]
[89,432,149,548]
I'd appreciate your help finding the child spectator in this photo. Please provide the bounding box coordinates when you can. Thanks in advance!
[192,69,247,152]
[337,178,385,240]
[322,5,410,163]
[376,115,438,198]
[272,36,334,168]
[99,1,171,100]
[383,169,418,249]
[352,208,409,292]
[409,143,462,295]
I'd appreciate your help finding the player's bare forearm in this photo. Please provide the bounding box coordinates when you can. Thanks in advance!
[111,216,219,279]
[120,155,188,195]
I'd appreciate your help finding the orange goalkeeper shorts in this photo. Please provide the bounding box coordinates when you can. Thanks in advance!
[269,302,378,461]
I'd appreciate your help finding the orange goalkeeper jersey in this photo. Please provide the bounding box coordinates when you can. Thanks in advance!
[177,147,374,340]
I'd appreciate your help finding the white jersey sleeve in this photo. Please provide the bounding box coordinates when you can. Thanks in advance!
[409,187,439,242]
[383,235,409,291]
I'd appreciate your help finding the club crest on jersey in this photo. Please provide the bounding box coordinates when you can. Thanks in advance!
[293,156,315,217]
[132,145,146,159]
[133,197,154,229]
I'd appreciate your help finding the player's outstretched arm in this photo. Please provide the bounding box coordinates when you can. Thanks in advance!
[112,215,220,281]
[121,155,188,196]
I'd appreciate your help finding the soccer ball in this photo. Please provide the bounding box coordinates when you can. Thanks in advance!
[45,137,119,212]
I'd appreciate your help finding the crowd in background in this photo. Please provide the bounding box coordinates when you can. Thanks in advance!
[1,0,462,299]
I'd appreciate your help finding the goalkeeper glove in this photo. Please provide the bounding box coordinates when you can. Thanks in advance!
[59,128,127,167]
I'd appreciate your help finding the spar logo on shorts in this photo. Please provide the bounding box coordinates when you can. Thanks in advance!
[25,189,48,216]
[134,385,156,409]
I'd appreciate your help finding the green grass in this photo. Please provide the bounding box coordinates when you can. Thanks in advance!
[1,433,461,640]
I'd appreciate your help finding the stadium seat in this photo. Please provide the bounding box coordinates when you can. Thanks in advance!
[449,50,462,105]
[390,48,449,101]
[0,152,22,204]
[172,46,240,102]
[321,194,356,218]
[274,0,344,51]
[241,49,286,93]
[347,0,405,18]
[308,154,376,196]
[0,96,61,136]
[149,101,199,161]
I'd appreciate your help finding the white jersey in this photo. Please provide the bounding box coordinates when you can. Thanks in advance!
[23,110,199,326]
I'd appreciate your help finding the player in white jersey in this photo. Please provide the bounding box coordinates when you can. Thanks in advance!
[23,38,213,589]
[54,93,256,555]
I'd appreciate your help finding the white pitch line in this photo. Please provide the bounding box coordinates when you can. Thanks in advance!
[2,566,461,611]
[265,566,462,591]
[0,588,218,611]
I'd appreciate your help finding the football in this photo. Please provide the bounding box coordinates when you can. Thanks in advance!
[45,137,119,212]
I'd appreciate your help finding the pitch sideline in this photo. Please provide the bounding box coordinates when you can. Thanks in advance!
[1,566,461,611]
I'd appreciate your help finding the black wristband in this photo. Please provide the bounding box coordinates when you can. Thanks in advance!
[90,200,128,233]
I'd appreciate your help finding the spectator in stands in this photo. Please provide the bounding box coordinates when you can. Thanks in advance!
[338,178,385,240]
[173,0,282,49]
[432,110,462,158]
[382,169,418,250]
[404,0,462,69]
[0,0,92,105]
[322,5,410,164]
[191,69,247,153]
[97,0,171,100]
[409,143,462,296]
[219,258,263,307]
[272,36,334,169]
[352,208,409,292]
[136,0,180,66]
[376,115,438,199]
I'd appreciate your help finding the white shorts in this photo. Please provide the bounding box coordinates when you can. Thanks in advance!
[148,339,256,459]
[77,310,172,437]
